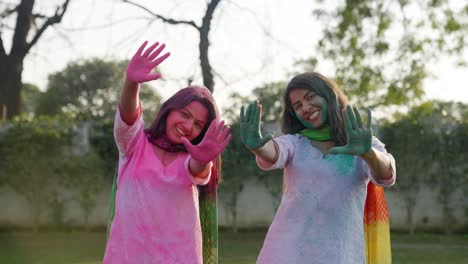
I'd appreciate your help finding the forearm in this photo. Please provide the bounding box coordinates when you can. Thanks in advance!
[189,158,211,180]
[251,139,278,164]
[119,78,141,125]
[360,147,395,182]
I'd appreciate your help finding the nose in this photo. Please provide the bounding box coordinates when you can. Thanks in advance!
[181,120,193,134]
[302,102,312,114]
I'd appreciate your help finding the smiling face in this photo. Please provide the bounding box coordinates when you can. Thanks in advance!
[289,88,328,129]
[165,101,209,144]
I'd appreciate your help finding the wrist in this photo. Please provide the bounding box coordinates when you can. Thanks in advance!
[125,77,140,87]
[360,147,375,159]
[189,158,211,178]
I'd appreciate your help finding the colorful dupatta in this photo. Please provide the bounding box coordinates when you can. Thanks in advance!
[364,182,392,264]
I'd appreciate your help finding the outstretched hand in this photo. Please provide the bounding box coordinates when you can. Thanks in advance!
[240,101,274,150]
[329,105,372,156]
[126,40,171,83]
[181,120,232,164]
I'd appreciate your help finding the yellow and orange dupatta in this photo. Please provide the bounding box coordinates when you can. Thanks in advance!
[364,182,392,264]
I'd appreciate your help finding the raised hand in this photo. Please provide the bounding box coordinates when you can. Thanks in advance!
[329,105,372,156]
[126,40,171,83]
[181,120,232,164]
[240,101,274,150]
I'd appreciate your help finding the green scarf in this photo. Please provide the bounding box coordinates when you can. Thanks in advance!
[298,126,332,141]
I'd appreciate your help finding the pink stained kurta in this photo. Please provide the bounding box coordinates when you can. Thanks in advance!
[103,108,211,264]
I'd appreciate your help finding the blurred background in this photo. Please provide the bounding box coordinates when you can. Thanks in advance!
[0,0,467,263]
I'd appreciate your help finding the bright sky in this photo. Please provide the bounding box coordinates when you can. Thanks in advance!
[15,0,468,115]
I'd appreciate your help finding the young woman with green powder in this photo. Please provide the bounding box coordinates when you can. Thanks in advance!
[240,72,396,263]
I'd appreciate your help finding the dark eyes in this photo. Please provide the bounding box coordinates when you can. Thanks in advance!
[292,93,315,111]
[305,94,315,101]
[180,111,189,118]
[194,122,203,130]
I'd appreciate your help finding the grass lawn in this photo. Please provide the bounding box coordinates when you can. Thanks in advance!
[0,229,467,264]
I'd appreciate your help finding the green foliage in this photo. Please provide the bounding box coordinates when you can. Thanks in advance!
[0,115,74,230]
[35,58,162,121]
[220,123,258,230]
[20,83,42,117]
[222,82,286,213]
[88,120,118,180]
[308,0,468,108]
[252,82,286,123]
[381,100,468,234]
[224,82,285,124]
[60,151,107,231]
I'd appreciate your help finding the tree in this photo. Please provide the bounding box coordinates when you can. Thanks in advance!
[220,123,257,232]
[121,0,222,92]
[425,101,468,234]
[36,58,162,121]
[382,101,468,234]
[306,0,468,108]
[61,151,107,231]
[21,83,41,117]
[380,104,435,234]
[0,115,73,231]
[0,0,72,119]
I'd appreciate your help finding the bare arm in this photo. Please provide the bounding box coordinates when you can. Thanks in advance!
[188,159,211,179]
[360,148,394,182]
[251,139,278,164]
[119,79,141,125]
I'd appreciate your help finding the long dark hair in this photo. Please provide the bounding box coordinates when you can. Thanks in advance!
[145,85,218,147]
[281,72,348,146]
[144,85,223,182]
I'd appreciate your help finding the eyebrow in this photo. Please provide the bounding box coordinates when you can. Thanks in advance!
[181,107,207,126]
[292,91,313,106]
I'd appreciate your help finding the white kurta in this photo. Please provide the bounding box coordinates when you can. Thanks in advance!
[256,134,395,264]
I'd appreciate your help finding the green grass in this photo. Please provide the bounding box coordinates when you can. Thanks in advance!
[0,230,467,264]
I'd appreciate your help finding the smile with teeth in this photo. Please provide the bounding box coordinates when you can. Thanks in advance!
[176,127,187,137]
[308,110,320,120]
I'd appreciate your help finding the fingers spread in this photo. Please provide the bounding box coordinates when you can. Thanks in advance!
[253,102,261,127]
[217,124,231,142]
[136,41,148,56]
[142,41,160,57]
[347,105,357,130]
[365,108,372,129]
[343,108,353,132]
[240,105,246,122]
[180,137,193,149]
[354,106,364,128]
[245,103,253,123]
[150,52,171,69]
[143,73,162,82]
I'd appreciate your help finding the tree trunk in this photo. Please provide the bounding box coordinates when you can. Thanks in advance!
[198,0,221,92]
[0,58,23,120]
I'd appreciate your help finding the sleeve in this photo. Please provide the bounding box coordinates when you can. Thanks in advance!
[359,136,396,187]
[113,105,145,157]
[256,134,297,171]
[184,156,213,185]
